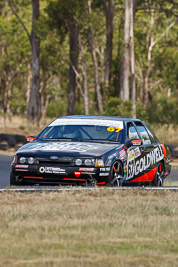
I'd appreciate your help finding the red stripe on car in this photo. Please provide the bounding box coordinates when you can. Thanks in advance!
[96,181,106,185]
[161,144,167,157]
[24,176,43,179]
[132,167,157,182]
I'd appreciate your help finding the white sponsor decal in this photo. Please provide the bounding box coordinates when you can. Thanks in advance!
[20,142,99,153]
[127,145,164,180]
[99,172,109,176]
[49,119,124,129]
[134,147,141,158]
[39,167,66,174]
[100,167,110,171]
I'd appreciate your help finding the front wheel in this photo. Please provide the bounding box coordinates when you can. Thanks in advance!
[108,160,123,187]
[152,163,164,187]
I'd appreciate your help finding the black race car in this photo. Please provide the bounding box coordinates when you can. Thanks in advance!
[10,116,171,186]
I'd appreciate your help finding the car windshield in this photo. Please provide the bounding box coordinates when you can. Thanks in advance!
[38,119,124,143]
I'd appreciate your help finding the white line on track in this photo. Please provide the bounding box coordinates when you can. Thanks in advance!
[0,186,178,192]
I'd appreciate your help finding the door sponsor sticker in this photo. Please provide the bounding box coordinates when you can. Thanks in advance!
[39,166,66,174]
[127,145,164,180]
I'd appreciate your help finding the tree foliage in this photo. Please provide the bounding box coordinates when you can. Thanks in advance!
[0,0,177,126]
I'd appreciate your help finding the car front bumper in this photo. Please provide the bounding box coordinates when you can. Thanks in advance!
[11,164,111,185]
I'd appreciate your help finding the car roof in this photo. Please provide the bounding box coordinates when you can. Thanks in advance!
[56,115,142,123]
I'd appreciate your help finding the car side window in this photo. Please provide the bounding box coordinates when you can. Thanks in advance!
[144,125,158,144]
[134,122,151,144]
[127,122,139,140]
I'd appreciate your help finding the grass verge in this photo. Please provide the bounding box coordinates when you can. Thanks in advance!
[0,190,178,266]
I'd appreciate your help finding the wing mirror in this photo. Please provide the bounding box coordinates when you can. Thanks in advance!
[126,139,143,148]
[25,136,36,143]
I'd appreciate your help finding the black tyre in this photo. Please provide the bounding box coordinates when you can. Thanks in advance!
[7,135,17,148]
[0,142,9,150]
[152,163,164,187]
[10,173,21,186]
[108,160,123,186]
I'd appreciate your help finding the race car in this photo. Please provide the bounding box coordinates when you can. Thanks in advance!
[10,116,171,186]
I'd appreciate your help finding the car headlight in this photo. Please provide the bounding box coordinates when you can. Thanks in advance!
[18,157,37,164]
[19,157,26,164]
[95,159,104,167]
[28,157,34,164]
[75,159,83,166]
[84,159,92,166]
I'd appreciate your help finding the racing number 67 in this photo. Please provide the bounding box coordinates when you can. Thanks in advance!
[107,127,122,132]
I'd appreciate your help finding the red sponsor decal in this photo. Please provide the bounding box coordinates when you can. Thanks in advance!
[132,167,157,182]
[15,165,28,168]
[74,172,81,177]
[79,168,94,171]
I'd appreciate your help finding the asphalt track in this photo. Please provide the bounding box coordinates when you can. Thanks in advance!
[0,154,178,189]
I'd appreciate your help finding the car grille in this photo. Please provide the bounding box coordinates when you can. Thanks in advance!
[37,157,73,166]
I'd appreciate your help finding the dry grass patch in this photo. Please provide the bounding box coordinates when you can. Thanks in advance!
[152,124,178,144]
[0,190,178,266]
[0,116,178,144]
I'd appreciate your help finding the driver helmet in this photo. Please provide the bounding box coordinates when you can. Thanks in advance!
[62,126,80,139]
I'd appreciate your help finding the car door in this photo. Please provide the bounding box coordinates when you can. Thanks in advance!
[126,122,146,181]
[133,121,161,182]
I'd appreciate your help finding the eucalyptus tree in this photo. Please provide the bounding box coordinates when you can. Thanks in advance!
[8,0,41,126]
[135,0,177,107]
[0,1,30,127]
[46,0,87,115]
[102,0,114,100]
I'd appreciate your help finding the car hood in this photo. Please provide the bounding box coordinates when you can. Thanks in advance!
[17,141,122,157]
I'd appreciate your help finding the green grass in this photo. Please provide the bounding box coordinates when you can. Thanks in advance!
[0,190,178,266]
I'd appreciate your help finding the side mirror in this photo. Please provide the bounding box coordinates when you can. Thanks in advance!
[25,136,36,143]
[126,139,143,148]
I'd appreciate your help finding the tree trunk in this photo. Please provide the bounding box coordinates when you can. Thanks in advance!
[88,0,103,114]
[79,36,89,115]
[130,0,136,118]
[68,17,79,115]
[103,0,114,100]
[120,0,130,101]
[82,62,89,115]
[27,0,41,125]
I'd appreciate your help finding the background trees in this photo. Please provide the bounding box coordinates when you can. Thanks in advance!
[0,0,177,127]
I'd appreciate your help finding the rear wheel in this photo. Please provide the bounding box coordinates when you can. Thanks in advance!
[152,163,164,187]
[108,160,123,186]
